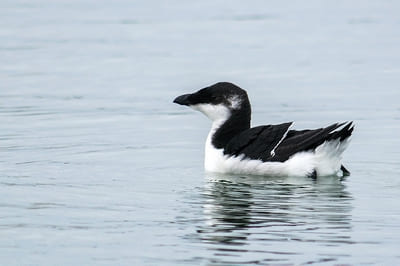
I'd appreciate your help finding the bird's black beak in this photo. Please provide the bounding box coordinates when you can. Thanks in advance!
[173,93,192,106]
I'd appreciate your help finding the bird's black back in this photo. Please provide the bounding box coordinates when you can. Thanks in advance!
[223,122,354,163]
[223,122,292,161]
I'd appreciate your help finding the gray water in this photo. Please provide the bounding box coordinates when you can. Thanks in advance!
[1,0,400,265]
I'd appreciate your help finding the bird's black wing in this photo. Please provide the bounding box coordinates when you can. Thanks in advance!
[270,122,354,162]
[224,121,354,163]
[223,122,293,161]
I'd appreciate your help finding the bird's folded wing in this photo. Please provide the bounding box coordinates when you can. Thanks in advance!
[224,121,353,163]
[223,122,293,160]
[270,122,353,162]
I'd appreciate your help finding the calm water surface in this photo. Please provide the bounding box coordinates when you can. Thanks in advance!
[1,0,400,265]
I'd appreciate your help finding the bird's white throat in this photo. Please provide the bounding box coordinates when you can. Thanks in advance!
[190,103,233,172]
[191,103,232,122]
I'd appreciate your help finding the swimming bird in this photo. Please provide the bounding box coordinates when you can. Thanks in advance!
[173,82,353,178]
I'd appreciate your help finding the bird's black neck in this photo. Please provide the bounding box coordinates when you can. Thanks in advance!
[211,106,251,149]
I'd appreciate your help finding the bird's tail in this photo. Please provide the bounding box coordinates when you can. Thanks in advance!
[314,122,354,176]
[327,121,354,142]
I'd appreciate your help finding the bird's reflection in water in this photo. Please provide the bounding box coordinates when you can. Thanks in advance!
[198,179,253,246]
[196,174,353,264]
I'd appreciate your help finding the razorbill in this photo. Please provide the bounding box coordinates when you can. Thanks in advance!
[173,82,354,178]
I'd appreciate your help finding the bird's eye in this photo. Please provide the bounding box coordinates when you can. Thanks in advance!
[211,95,221,102]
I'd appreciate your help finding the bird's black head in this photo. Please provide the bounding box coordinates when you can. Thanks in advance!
[173,82,250,121]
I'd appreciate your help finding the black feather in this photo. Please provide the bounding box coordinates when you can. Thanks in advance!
[223,121,353,163]
[223,122,293,160]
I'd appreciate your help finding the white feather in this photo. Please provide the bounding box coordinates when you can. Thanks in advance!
[204,137,349,177]
[270,123,292,157]
[191,103,231,122]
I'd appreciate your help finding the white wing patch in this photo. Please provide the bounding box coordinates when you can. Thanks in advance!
[270,123,293,157]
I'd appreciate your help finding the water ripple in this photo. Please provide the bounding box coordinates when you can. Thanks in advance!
[179,174,354,264]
